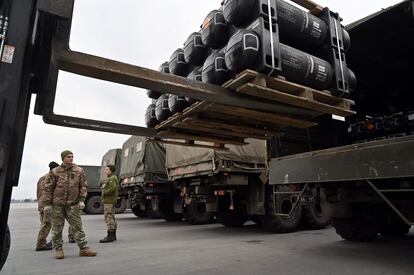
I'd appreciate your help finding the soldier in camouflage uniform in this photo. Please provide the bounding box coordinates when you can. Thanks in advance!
[100,165,119,243]
[35,161,59,251]
[44,150,97,259]
[36,162,78,251]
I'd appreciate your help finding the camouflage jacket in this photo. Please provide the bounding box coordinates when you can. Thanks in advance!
[101,175,119,204]
[36,173,49,210]
[44,163,88,206]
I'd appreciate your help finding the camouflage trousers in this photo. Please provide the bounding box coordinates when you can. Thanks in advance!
[51,204,87,249]
[104,204,117,231]
[37,209,75,247]
[37,210,52,247]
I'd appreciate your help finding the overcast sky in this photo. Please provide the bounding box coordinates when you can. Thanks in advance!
[12,0,402,199]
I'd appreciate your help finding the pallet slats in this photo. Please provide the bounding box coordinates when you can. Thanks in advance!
[155,68,355,147]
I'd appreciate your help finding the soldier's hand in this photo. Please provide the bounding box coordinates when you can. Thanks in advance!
[79,201,85,210]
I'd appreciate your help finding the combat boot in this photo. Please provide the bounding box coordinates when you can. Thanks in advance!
[79,247,97,257]
[55,248,64,259]
[68,235,75,243]
[35,242,52,251]
[99,230,115,243]
[113,230,117,241]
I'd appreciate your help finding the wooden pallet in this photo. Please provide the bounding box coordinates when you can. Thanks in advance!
[223,70,356,118]
[154,69,355,149]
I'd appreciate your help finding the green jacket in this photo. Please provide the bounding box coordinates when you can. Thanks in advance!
[101,175,119,204]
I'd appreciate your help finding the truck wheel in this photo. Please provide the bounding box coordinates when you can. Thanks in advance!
[184,200,214,225]
[85,196,103,214]
[301,201,331,229]
[259,185,302,233]
[0,225,10,271]
[250,216,262,226]
[115,199,127,214]
[132,206,148,218]
[379,221,411,237]
[333,218,378,242]
[160,199,182,222]
[217,205,248,228]
[146,208,161,219]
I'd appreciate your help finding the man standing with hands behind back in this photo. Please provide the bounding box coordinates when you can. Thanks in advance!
[100,164,119,243]
[44,150,97,259]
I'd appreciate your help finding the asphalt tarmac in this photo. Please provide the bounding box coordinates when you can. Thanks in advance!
[3,203,414,275]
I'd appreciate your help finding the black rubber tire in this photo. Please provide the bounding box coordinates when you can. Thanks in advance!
[217,204,248,228]
[259,185,302,233]
[160,199,182,222]
[184,200,215,225]
[132,206,147,218]
[301,200,331,229]
[250,216,262,226]
[84,195,103,214]
[0,225,10,271]
[379,221,411,237]
[333,218,378,242]
[115,199,127,214]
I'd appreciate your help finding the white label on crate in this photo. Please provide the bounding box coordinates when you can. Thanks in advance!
[408,114,414,121]
[1,45,15,63]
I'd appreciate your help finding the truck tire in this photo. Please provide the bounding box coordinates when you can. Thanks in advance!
[250,216,262,226]
[85,195,103,214]
[184,200,214,225]
[160,198,182,222]
[115,199,127,214]
[379,221,411,237]
[0,225,10,271]
[333,218,378,242]
[217,205,248,228]
[301,201,331,229]
[132,206,148,218]
[259,185,302,233]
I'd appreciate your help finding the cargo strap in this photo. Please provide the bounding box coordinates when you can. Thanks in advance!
[333,19,346,97]
[267,0,276,76]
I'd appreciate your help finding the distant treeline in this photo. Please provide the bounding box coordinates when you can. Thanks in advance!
[11,199,37,203]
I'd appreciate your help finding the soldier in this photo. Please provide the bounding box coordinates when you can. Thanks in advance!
[35,161,59,251]
[44,150,97,259]
[100,165,119,243]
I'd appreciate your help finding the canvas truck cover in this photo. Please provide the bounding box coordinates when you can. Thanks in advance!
[100,148,122,183]
[80,165,101,192]
[166,139,266,178]
[120,136,166,183]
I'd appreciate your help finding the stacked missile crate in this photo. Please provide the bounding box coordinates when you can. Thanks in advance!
[145,0,357,148]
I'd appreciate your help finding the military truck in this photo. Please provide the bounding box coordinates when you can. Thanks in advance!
[167,138,332,229]
[120,136,181,221]
[80,149,127,214]
[1,0,413,270]
[269,0,414,241]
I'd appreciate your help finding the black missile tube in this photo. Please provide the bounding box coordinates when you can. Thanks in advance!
[223,0,350,51]
[147,62,169,99]
[186,68,202,104]
[183,32,208,66]
[169,48,191,76]
[225,17,356,96]
[155,94,172,122]
[202,48,233,86]
[145,104,158,128]
[200,9,230,49]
